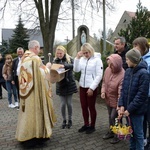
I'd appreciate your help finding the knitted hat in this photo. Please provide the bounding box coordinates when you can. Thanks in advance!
[126,49,141,64]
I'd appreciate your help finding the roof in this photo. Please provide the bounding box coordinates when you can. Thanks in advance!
[126,11,136,18]
[108,11,136,42]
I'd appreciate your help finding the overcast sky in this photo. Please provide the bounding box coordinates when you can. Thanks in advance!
[106,0,150,30]
[0,0,150,43]
[56,0,150,41]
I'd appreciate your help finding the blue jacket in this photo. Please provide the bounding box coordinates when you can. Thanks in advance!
[142,49,150,97]
[142,49,150,121]
[118,60,149,115]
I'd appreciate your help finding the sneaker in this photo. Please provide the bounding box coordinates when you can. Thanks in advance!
[144,139,147,146]
[15,102,19,107]
[61,120,66,129]
[110,137,120,144]
[144,142,149,149]
[67,120,72,129]
[8,104,15,108]
[86,126,95,134]
[103,131,114,139]
[78,125,89,132]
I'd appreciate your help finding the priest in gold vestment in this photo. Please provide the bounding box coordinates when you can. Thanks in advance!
[15,40,56,142]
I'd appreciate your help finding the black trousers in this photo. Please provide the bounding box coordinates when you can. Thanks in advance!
[0,81,7,97]
[14,76,19,101]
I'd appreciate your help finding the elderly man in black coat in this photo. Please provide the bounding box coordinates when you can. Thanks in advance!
[12,47,24,105]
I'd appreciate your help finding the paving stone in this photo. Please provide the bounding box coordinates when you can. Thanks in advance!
[0,84,130,150]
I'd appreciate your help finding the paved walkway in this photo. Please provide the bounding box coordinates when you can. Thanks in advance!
[0,84,129,150]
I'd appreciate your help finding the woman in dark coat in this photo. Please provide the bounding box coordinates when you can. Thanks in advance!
[53,45,77,129]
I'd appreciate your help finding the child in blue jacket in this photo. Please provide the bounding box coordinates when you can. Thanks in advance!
[118,49,149,150]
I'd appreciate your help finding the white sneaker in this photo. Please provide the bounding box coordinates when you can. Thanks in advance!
[8,104,15,108]
[15,102,19,107]
[144,139,147,146]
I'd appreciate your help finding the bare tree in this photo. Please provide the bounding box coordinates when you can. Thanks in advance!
[0,0,118,63]
[0,0,63,63]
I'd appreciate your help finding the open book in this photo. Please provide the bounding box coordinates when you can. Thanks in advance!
[50,64,69,83]
[56,68,65,74]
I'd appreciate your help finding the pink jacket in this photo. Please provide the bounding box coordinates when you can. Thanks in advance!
[101,54,125,108]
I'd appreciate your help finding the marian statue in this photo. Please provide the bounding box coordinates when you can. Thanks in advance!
[81,30,86,45]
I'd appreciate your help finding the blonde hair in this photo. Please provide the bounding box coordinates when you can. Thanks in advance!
[3,54,13,75]
[5,54,13,62]
[81,43,95,56]
[55,45,71,63]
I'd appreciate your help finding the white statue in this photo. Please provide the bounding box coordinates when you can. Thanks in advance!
[81,30,86,45]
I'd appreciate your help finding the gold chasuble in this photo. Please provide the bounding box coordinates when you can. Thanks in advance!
[15,51,56,142]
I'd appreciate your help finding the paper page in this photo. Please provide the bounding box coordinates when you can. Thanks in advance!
[57,68,65,74]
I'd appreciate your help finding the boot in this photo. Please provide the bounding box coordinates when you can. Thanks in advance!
[61,120,66,129]
[110,135,120,144]
[103,131,114,139]
[67,120,72,129]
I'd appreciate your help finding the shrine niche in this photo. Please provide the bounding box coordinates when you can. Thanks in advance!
[67,25,101,58]
[77,25,89,50]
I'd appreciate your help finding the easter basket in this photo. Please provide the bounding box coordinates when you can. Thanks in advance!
[110,116,133,140]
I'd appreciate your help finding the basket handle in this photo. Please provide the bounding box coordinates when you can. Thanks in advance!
[118,115,131,126]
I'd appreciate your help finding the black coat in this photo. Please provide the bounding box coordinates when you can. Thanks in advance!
[53,55,77,96]
[114,44,129,70]
[0,58,5,83]
[12,57,19,79]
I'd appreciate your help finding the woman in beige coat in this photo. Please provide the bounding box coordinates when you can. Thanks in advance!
[101,54,125,144]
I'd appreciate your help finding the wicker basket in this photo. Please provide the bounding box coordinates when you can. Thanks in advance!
[110,116,133,140]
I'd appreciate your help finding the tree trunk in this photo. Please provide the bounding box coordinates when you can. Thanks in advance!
[34,0,63,63]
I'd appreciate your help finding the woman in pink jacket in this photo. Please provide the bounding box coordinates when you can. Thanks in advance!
[101,54,125,144]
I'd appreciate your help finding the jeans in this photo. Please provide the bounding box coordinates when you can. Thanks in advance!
[143,97,150,140]
[130,115,144,150]
[6,81,18,104]
[60,95,73,121]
